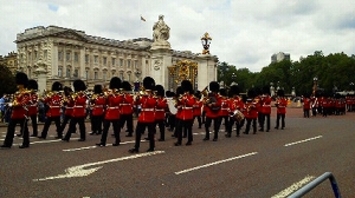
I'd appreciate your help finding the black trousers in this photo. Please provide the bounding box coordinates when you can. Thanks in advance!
[120,114,133,135]
[134,122,155,150]
[244,118,257,134]
[176,119,193,144]
[228,118,244,136]
[91,115,104,134]
[59,115,72,134]
[193,115,202,128]
[304,109,310,118]
[41,116,61,138]
[220,115,229,132]
[258,113,270,131]
[64,117,86,140]
[275,114,285,129]
[155,119,165,140]
[205,117,221,139]
[3,118,29,147]
[100,119,120,145]
[29,114,38,136]
[167,114,176,131]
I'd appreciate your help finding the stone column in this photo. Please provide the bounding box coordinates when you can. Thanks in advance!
[79,47,86,79]
[51,42,58,77]
[34,62,48,95]
[195,54,218,91]
[149,47,172,89]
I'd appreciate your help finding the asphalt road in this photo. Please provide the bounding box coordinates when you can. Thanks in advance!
[0,108,354,198]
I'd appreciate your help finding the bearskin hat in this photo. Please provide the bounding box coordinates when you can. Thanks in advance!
[121,81,132,91]
[229,85,240,97]
[73,79,86,92]
[247,88,257,98]
[176,86,184,96]
[194,90,202,100]
[262,86,270,95]
[109,77,122,89]
[27,79,38,90]
[51,81,63,91]
[277,89,285,97]
[143,76,155,90]
[155,84,165,96]
[63,86,73,96]
[93,84,103,94]
[181,80,193,93]
[219,88,227,96]
[166,91,175,97]
[209,81,220,93]
[15,72,28,87]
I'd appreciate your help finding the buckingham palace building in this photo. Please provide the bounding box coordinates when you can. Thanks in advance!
[15,18,218,93]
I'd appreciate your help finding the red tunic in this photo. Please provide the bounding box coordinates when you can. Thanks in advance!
[179,93,195,120]
[155,97,167,121]
[91,94,106,116]
[244,99,258,119]
[137,93,156,123]
[105,94,122,120]
[63,95,74,116]
[276,98,288,114]
[11,91,30,119]
[45,93,62,117]
[303,97,311,110]
[260,95,272,114]
[219,97,229,117]
[119,93,134,115]
[205,93,222,119]
[72,93,87,118]
[193,100,203,116]
[27,92,38,116]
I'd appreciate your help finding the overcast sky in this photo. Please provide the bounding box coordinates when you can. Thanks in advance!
[0,0,354,72]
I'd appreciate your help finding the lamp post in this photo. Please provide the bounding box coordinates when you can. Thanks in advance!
[230,73,237,86]
[201,32,212,55]
[313,77,318,95]
[349,82,354,91]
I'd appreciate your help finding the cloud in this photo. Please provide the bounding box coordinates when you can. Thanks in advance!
[0,0,354,73]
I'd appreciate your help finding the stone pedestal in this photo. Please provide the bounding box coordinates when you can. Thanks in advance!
[196,54,218,91]
[149,47,172,89]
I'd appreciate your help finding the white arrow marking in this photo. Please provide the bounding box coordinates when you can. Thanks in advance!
[33,150,165,182]
[284,135,323,147]
[62,140,146,152]
[175,152,258,175]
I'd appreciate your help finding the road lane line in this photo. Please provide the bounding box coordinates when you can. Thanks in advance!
[11,138,80,146]
[271,175,315,198]
[33,150,165,181]
[62,140,146,152]
[175,152,258,175]
[284,135,323,147]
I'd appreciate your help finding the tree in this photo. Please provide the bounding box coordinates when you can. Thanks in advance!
[0,64,16,97]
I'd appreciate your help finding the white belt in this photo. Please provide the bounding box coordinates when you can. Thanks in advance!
[182,107,193,110]
[120,103,131,106]
[95,105,104,108]
[155,109,165,112]
[29,104,37,107]
[65,107,74,109]
[263,105,271,107]
[50,106,60,108]
[74,106,84,108]
[108,107,119,109]
[221,108,229,110]
[142,108,154,111]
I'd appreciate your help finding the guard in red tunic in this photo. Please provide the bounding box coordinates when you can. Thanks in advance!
[243,89,259,134]
[174,80,195,146]
[89,84,105,135]
[218,88,229,134]
[193,91,203,129]
[119,81,134,137]
[302,93,311,118]
[129,77,156,153]
[1,72,30,148]
[203,81,222,141]
[259,86,272,132]
[63,80,87,141]
[275,89,288,130]
[154,85,167,141]
[58,86,74,136]
[173,86,184,138]
[96,77,122,146]
[27,79,39,137]
[39,82,63,139]
[226,85,244,137]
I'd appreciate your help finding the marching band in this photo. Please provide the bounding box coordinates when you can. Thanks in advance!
[1,73,354,151]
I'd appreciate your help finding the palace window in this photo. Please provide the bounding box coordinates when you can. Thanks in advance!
[74,69,79,78]
[134,60,138,69]
[120,59,123,67]
[58,67,63,77]
[128,72,131,81]
[127,60,131,68]
[94,56,98,63]
[28,68,32,78]
[74,52,79,62]
[58,51,63,60]
[85,54,89,64]
[111,58,116,66]
[66,68,71,78]
[85,70,89,79]
[103,71,107,80]
[120,72,124,80]
[66,52,71,61]
[103,57,107,65]
[94,72,98,80]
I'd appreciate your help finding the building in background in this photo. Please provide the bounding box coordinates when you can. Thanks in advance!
[0,51,18,74]
[271,52,290,63]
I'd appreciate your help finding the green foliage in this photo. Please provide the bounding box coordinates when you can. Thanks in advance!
[217,51,355,96]
[0,64,16,97]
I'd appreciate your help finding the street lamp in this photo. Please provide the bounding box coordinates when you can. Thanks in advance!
[201,32,212,54]
[349,82,354,91]
[230,73,238,86]
[313,77,318,95]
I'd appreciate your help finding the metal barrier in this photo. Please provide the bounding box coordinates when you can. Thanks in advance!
[288,172,342,198]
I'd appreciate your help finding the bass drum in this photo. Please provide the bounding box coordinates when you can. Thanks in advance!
[167,98,177,115]
[231,109,245,123]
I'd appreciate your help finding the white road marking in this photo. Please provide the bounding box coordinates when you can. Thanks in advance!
[284,135,323,147]
[62,140,146,152]
[33,150,165,181]
[175,152,258,175]
[271,175,315,198]
[12,138,80,146]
